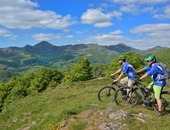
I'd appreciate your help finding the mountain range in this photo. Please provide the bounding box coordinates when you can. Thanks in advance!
[0,41,168,82]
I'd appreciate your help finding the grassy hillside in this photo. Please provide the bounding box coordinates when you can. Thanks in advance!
[0,78,170,130]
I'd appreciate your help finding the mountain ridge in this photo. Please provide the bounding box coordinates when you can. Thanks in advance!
[0,41,168,82]
[4,41,167,54]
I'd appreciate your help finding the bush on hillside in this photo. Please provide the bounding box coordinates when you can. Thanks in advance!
[63,57,93,82]
[91,64,107,78]
[0,68,63,111]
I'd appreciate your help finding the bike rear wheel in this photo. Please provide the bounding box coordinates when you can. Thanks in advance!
[114,86,139,107]
[153,97,169,111]
[98,86,116,103]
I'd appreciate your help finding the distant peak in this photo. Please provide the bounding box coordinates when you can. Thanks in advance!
[117,43,127,46]
[24,44,32,48]
[33,41,55,48]
[146,45,165,51]
[153,46,162,49]
[39,41,50,44]
[36,41,51,45]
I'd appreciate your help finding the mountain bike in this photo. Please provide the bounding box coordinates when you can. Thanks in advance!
[114,75,170,111]
[98,77,122,103]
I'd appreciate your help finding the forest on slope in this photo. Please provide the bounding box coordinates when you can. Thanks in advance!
[0,41,167,82]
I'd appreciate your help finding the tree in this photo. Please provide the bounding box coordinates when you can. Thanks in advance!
[0,67,64,111]
[28,68,64,93]
[63,57,92,82]
[91,64,107,78]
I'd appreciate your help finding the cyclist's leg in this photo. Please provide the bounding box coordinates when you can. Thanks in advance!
[120,77,135,87]
[127,79,134,87]
[127,79,134,95]
[153,85,163,112]
[120,77,128,85]
[146,82,154,96]
[120,77,128,95]
[143,82,154,106]
[127,79,134,88]
[120,77,135,101]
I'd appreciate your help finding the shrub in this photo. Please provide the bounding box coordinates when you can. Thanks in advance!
[63,57,92,82]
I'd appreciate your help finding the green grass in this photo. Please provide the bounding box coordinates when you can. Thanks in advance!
[0,78,170,130]
[68,119,86,130]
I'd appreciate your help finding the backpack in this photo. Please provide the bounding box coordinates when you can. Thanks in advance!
[158,63,170,80]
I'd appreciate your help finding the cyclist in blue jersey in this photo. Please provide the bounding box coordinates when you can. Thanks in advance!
[137,55,166,116]
[110,55,135,99]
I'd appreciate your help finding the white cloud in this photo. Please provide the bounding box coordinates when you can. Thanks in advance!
[0,0,75,29]
[84,23,170,50]
[120,4,139,14]
[81,9,113,27]
[128,23,170,49]
[75,31,84,34]
[67,35,74,38]
[111,11,122,20]
[109,0,170,17]
[154,5,170,19]
[130,23,170,34]
[0,28,17,40]
[110,0,169,5]
[32,33,59,41]
[87,30,124,44]
[32,33,73,41]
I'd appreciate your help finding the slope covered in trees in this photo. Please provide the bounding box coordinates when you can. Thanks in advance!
[0,41,167,82]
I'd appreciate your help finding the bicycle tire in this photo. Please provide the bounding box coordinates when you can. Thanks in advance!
[98,86,116,102]
[114,86,139,107]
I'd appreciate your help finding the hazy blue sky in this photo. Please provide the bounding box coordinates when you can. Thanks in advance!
[0,0,170,50]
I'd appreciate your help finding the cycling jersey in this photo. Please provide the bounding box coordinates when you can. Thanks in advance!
[143,63,166,87]
[121,62,135,80]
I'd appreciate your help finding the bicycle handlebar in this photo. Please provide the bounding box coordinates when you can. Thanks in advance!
[110,76,115,80]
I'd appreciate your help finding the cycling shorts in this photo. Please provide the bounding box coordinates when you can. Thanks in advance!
[147,82,163,99]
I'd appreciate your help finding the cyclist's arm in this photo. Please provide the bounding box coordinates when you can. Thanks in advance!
[136,68,144,73]
[114,72,124,81]
[110,69,121,76]
[137,66,150,74]
[139,73,148,80]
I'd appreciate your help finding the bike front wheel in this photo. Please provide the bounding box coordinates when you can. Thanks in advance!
[98,86,116,103]
[114,86,139,107]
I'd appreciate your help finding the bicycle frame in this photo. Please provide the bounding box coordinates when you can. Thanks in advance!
[132,81,148,99]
